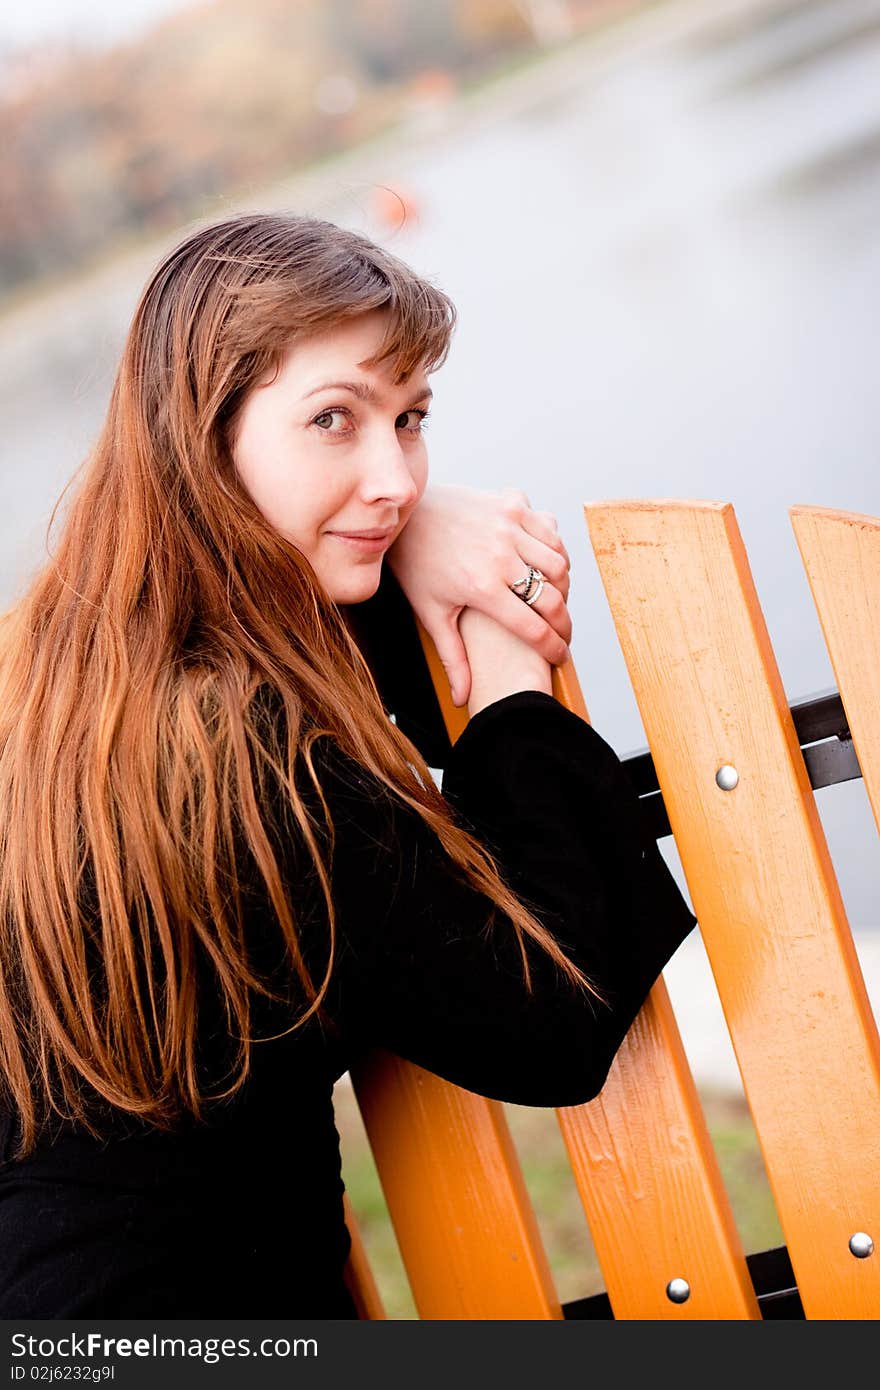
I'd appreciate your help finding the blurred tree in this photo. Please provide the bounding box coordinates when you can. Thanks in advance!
[0,0,548,305]
[513,0,575,45]
[321,0,464,82]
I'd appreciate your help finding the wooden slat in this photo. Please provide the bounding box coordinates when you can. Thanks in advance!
[586,499,880,1320]
[342,1192,387,1319]
[408,618,755,1318]
[552,652,756,1317]
[557,976,757,1318]
[790,505,880,839]
[351,1051,561,1319]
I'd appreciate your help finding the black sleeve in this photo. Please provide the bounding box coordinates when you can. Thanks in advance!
[273,690,696,1109]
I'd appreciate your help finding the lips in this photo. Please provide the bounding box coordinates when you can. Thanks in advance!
[328,527,395,540]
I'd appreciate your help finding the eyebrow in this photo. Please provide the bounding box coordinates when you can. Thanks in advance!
[303,379,433,405]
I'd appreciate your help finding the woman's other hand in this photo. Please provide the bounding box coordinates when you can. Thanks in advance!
[385,485,572,707]
[457,607,553,717]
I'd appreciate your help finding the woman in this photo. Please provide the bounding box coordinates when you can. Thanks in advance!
[0,212,696,1318]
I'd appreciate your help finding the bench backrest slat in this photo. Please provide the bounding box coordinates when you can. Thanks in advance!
[557,976,758,1317]
[350,1050,562,1318]
[790,505,880,839]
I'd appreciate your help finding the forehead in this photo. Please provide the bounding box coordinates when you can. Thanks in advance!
[278,309,408,387]
[280,311,386,380]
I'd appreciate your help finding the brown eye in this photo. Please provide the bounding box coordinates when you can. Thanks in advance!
[396,409,429,432]
[313,409,349,431]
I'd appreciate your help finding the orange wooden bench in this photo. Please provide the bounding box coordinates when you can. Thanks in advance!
[340,501,880,1321]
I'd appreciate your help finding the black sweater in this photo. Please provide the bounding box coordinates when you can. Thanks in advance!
[0,570,696,1318]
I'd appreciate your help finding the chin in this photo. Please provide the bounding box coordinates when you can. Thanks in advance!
[328,565,384,606]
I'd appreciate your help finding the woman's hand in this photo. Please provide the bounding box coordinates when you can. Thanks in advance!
[385,485,572,707]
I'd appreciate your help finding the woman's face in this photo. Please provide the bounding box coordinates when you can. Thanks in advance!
[231,308,431,605]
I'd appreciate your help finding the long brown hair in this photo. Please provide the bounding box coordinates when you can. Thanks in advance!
[0,212,602,1159]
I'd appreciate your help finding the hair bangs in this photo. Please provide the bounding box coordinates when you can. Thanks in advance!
[357,268,456,384]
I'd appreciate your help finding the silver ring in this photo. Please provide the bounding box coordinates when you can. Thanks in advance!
[509,566,545,605]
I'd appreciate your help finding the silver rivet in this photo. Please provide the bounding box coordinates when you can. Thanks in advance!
[666,1278,690,1303]
[849,1232,874,1259]
[715,764,739,791]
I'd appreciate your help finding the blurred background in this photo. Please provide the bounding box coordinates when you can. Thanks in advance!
[2,0,879,1314]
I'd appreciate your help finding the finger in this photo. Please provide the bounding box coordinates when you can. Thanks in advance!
[520,578,572,646]
[481,585,572,664]
[430,617,472,707]
[532,508,561,540]
[520,509,571,568]
[511,538,570,599]
[501,486,532,512]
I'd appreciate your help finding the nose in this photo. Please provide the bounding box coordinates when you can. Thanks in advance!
[359,436,421,509]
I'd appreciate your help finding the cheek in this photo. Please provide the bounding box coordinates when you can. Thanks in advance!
[409,450,430,507]
[231,416,278,503]
[232,418,331,537]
